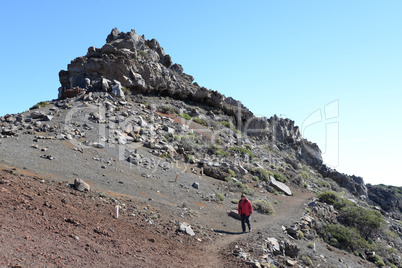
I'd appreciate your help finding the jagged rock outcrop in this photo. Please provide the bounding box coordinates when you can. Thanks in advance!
[319,165,368,197]
[367,184,402,214]
[57,28,311,157]
[59,28,227,110]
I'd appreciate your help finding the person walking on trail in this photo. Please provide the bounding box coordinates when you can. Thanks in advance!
[238,193,253,233]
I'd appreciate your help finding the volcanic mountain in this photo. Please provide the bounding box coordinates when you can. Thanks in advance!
[0,28,400,267]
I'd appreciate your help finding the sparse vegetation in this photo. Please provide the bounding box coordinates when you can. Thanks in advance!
[300,255,313,267]
[158,105,177,115]
[372,254,385,267]
[220,121,235,129]
[216,193,225,202]
[179,113,192,120]
[251,167,271,182]
[318,191,339,205]
[30,101,49,110]
[219,121,240,134]
[193,117,207,126]
[298,230,304,239]
[216,149,230,157]
[271,171,287,183]
[210,144,230,157]
[121,86,131,94]
[224,177,234,183]
[252,200,275,215]
[185,155,195,163]
[321,224,370,251]
[317,191,386,262]
[338,206,383,238]
[228,169,236,177]
[229,146,254,159]
[160,153,173,159]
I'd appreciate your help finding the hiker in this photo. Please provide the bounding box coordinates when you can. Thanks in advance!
[238,193,253,233]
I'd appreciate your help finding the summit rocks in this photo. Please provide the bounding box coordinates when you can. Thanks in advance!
[57,28,323,166]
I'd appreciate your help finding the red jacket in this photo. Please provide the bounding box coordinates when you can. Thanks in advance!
[238,198,253,216]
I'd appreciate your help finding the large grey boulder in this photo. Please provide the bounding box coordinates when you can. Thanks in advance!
[270,176,293,196]
[74,178,90,192]
[30,111,46,119]
[111,80,125,100]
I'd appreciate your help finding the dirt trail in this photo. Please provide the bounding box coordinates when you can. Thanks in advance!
[190,188,314,266]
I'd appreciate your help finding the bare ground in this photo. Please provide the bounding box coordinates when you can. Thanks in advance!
[0,164,321,267]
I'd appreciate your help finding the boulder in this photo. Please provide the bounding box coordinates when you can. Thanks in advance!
[74,178,90,192]
[286,225,299,239]
[270,176,293,196]
[1,125,18,136]
[163,125,175,134]
[179,222,195,236]
[43,115,54,121]
[30,111,46,119]
[124,124,133,133]
[101,78,111,92]
[202,165,229,181]
[282,240,300,258]
[267,237,281,255]
[92,142,105,149]
[111,80,125,100]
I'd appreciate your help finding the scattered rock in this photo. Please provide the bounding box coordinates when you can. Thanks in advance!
[40,155,54,160]
[283,240,300,258]
[92,142,105,149]
[179,222,195,236]
[43,114,54,121]
[30,111,46,119]
[267,237,281,256]
[192,182,199,189]
[74,178,90,192]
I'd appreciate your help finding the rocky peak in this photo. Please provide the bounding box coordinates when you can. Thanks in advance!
[58,28,305,144]
[56,28,372,196]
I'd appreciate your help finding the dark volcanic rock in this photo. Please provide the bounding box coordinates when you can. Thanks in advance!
[319,165,368,197]
[367,184,402,213]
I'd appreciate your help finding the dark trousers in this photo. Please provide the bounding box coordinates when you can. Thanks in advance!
[241,214,251,232]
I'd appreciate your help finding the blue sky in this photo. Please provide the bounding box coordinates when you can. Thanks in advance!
[1,1,401,186]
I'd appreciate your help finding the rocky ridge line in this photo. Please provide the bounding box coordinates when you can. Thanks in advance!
[57,28,376,199]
